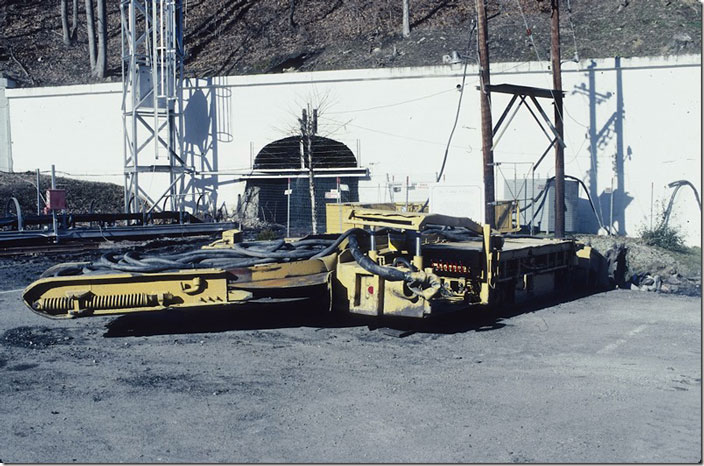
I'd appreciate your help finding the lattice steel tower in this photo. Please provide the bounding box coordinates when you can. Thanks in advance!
[121,0,188,213]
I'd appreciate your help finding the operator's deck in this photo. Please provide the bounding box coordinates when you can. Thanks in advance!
[423,237,575,252]
[422,236,576,266]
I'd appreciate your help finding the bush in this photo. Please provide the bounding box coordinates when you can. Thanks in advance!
[255,228,278,241]
[639,224,687,252]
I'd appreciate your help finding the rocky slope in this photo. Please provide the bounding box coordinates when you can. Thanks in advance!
[1,0,701,88]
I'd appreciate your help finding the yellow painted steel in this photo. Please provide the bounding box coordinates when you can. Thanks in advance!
[24,269,233,319]
[23,247,337,319]
[333,249,433,318]
[494,200,521,233]
[23,206,609,321]
[326,205,603,316]
[326,202,484,234]
[326,202,427,233]
[201,229,243,248]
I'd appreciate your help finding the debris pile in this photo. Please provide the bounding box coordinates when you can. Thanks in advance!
[576,234,701,297]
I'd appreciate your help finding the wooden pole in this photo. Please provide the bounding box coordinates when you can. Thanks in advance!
[551,0,565,237]
[476,0,495,228]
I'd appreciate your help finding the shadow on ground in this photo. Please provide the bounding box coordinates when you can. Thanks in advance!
[103,290,606,338]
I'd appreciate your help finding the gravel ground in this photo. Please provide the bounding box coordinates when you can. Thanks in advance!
[0,287,700,463]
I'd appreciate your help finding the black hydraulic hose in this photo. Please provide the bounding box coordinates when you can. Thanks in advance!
[346,233,407,281]
[80,235,341,275]
[228,243,321,260]
[565,175,607,233]
[529,178,553,223]
[54,227,439,289]
[525,175,607,234]
[347,232,442,299]
[661,180,701,229]
[392,256,417,272]
[311,228,368,259]
[196,258,277,268]
[45,228,442,300]
[422,225,479,242]
[289,239,336,248]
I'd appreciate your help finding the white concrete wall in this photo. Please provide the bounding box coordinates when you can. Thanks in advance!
[6,55,701,245]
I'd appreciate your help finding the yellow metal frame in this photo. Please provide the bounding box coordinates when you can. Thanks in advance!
[494,200,521,233]
[22,205,609,321]
[23,250,338,319]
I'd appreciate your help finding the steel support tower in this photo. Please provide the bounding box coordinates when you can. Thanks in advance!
[121,0,188,213]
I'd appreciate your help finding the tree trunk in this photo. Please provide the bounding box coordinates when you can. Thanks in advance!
[61,0,71,45]
[70,0,79,40]
[402,0,410,37]
[94,0,107,78]
[85,0,96,69]
[289,0,296,28]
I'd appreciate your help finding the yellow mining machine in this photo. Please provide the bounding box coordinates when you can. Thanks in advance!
[23,204,612,321]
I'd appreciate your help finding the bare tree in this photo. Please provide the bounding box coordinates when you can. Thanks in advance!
[299,106,319,234]
[61,0,71,45]
[71,0,79,40]
[85,0,97,68]
[402,0,410,37]
[289,0,296,28]
[93,0,107,78]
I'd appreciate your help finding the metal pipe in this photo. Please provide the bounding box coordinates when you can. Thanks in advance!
[609,177,614,235]
[286,177,291,238]
[36,168,41,215]
[530,166,535,235]
[336,176,342,233]
[51,164,58,240]
[405,175,409,211]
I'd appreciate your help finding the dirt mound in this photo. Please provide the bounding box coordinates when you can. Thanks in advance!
[0,171,123,215]
[576,234,701,296]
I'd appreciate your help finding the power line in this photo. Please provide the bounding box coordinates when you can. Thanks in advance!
[325,117,471,150]
[435,18,477,183]
[564,0,581,65]
[513,0,592,184]
[326,88,456,114]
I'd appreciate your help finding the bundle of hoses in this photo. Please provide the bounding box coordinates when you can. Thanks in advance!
[43,227,443,300]
[346,233,441,300]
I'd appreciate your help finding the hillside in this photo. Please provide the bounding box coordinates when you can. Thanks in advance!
[0,171,124,214]
[1,0,701,88]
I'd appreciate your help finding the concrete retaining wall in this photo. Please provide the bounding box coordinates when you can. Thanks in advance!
[4,55,701,244]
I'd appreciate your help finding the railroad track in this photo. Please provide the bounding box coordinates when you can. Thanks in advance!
[0,243,101,257]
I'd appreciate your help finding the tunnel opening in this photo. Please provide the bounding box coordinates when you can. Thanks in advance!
[242,136,361,235]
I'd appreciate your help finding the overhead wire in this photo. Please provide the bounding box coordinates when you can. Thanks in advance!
[512,0,597,200]
[417,16,477,212]
[326,88,456,115]
[435,18,477,184]
[324,117,470,149]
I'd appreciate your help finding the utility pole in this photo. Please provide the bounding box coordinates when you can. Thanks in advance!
[300,105,318,234]
[476,0,495,228]
[551,0,565,237]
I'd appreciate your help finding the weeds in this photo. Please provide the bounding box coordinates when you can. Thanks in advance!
[639,224,688,252]
[255,228,278,241]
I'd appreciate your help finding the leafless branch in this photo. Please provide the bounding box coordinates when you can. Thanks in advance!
[8,46,35,85]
